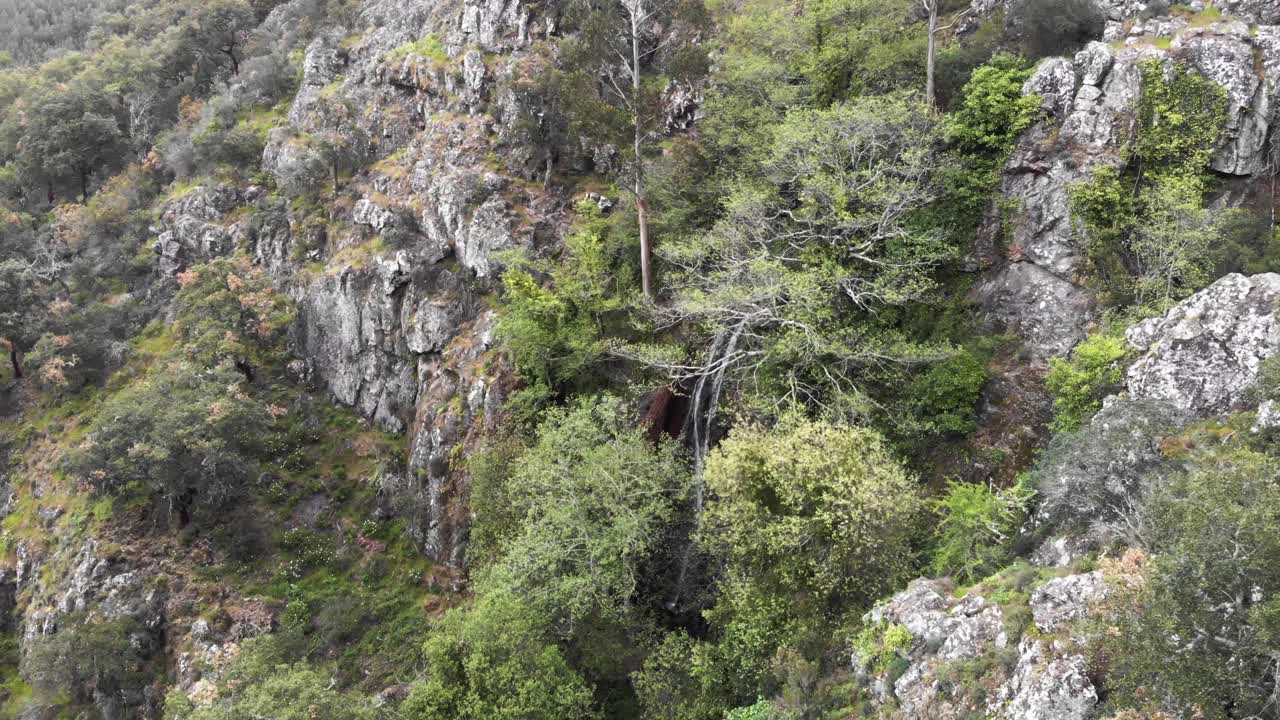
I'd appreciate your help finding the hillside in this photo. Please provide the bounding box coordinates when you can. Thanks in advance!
[1,0,1280,718]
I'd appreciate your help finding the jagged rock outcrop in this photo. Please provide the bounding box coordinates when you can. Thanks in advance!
[152,185,246,278]
[857,568,1114,720]
[974,10,1280,359]
[199,0,566,568]
[1127,273,1280,414]
[972,40,1142,357]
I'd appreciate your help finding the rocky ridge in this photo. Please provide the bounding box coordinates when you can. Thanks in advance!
[974,11,1280,358]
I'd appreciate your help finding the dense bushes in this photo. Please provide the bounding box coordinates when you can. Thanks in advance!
[473,394,689,624]
[1031,398,1185,545]
[1044,329,1128,432]
[23,615,150,710]
[495,203,637,419]
[164,637,375,720]
[63,362,274,521]
[1104,447,1280,717]
[1008,0,1104,60]
[400,594,600,720]
[172,254,295,369]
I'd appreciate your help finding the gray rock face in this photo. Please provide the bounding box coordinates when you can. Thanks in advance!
[1127,273,1280,414]
[860,573,1106,720]
[152,186,242,277]
[1030,571,1106,632]
[1177,22,1271,175]
[973,43,1145,358]
[974,13,1280,359]
[990,637,1097,720]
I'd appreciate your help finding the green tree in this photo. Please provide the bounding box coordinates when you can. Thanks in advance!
[23,615,149,709]
[475,394,689,625]
[560,0,709,299]
[929,477,1031,582]
[173,253,295,370]
[63,361,274,523]
[15,77,126,201]
[703,419,923,615]
[1105,448,1280,718]
[401,593,600,720]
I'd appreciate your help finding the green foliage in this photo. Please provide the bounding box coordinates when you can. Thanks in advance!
[463,434,530,569]
[851,622,912,675]
[942,54,1041,156]
[496,203,636,418]
[632,633,717,720]
[173,254,295,368]
[905,350,988,436]
[22,615,148,708]
[475,394,689,625]
[387,34,447,64]
[659,92,957,415]
[703,419,923,615]
[12,75,127,200]
[26,298,141,394]
[929,477,1032,582]
[1133,61,1228,171]
[799,0,924,107]
[1072,60,1228,309]
[1044,330,1128,432]
[401,593,600,720]
[1104,448,1280,718]
[931,54,1039,244]
[62,361,274,521]
[163,637,375,720]
[724,698,798,720]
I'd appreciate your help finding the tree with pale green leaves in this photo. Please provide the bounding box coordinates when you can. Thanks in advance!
[475,394,690,625]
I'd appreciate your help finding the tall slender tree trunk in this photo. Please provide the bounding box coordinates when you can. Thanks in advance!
[925,0,939,111]
[631,7,654,300]
[8,348,22,379]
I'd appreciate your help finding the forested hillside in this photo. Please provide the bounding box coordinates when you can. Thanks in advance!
[1,0,1279,718]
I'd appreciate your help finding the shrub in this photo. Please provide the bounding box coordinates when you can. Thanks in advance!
[26,299,140,393]
[23,615,149,708]
[1009,0,1105,60]
[400,593,599,720]
[1104,448,1280,717]
[1031,398,1185,545]
[703,419,923,614]
[906,350,988,437]
[495,202,634,417]
[164,637,375,720]
[942,54,1041,156]
[1044,330,1128,432]
[930,477,1032,582]
[62,362,274,522]
[852,622,912,676]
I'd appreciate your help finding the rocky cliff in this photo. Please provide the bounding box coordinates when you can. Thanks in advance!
[973,9,1280,358]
